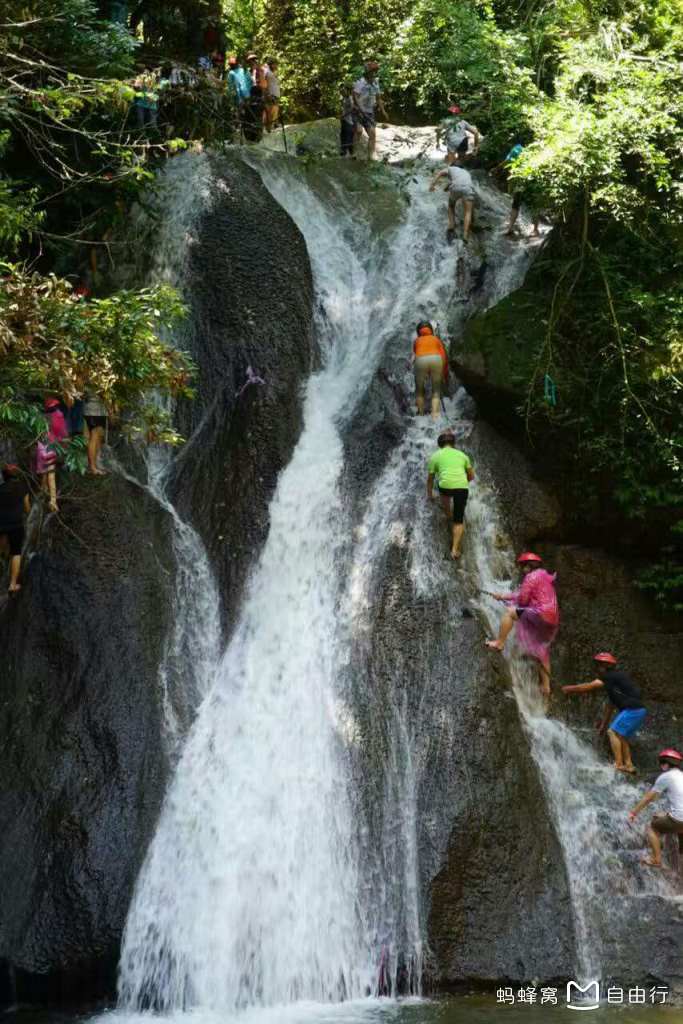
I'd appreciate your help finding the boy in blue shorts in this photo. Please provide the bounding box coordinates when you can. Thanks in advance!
[562,652,647,774]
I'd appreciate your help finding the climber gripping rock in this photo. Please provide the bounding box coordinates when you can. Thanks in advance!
[628,749,683,868]
[411,321,448,418]
[429,156,476,244]
[426,429,474,560]
[562,652,647,774]
[486,552,559,699]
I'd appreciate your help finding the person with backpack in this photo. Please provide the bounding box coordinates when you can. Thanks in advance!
[411,320,448,418]
[0,464,31,593]
[438,106,480,159]
[628,749,683,868]
[486,552,559,699]
[562,652,647,774]
[426,429,475,560]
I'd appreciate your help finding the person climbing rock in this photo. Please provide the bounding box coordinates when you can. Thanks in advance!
[429,156,476,243]
[426,430,474,560]
[340,82,355,157]
[83,393,108,475]
[411,321,448,418]
[486,552,559,699]
[0,465,31,593]
[628,749,683,868]
[438,106,480,159]
[352,60,387,160]
[562,653,647,774]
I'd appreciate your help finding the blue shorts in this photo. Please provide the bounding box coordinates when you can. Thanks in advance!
[610,707,646,738]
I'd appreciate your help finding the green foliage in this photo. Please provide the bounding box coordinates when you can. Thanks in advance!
[0,263,195,454]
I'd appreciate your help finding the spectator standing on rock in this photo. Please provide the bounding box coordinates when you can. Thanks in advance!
[486,552,559,700]
[438,106,480,159]
[83,393,108,476]
[227,56,251,111]
[132,72,159,130]
[0,465,31,594]
[429,156,476,243]
[562,652,647,774]
[263,58,281,131]
[352,60,387,161]
[340,82,355,157]
[629,749,683,868]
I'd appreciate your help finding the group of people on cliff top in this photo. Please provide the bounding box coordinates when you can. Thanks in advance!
[338,64,538,243]
[227,54,281,135]
[0,395,109,593]
[416,319,682,871]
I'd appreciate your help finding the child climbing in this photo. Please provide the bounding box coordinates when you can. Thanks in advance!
[486,552,559,698]
[628,749,683,868]
[562,652,647,774]
[426,429,475,560]
[411,321,448,418]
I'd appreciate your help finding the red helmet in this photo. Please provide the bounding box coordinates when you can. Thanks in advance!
[517,552,542,565]
[659,749,683,763]
[448,105,461,114]
[44,397,60,410]
[593,652,618,666]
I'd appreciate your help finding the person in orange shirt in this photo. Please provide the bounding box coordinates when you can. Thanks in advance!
[411,321,449,418]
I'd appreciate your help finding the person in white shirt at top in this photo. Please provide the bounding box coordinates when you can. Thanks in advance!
[352,60,387,160]
[263,58,281,131]
[429,153,476,243]
[629,748,683,868]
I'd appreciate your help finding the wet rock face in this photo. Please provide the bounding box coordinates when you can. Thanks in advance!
[169,151,315,635]
[0,476,176,1003]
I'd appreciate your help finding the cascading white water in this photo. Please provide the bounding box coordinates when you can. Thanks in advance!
[465,472,679,982]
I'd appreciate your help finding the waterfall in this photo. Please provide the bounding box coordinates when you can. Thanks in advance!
[116,144,568,1017]
[465,471,679,983]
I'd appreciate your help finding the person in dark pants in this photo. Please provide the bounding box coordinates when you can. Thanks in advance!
[426,429,474,560]
[0,465,31,593]
[562,652,647,774]
[340,82,355,157]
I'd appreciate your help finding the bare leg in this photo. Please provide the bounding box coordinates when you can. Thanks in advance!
[642,826,662,867]
[88,426,105,474]
[607,729,625,770]
[619,738,636,773]
[531,217,540,237]
[486,608,518,651]
[431,393,441,419]
[538,661,551,697]
[506,206,520,236]
[416,393,425,415]
[9,554,21,593]
[451,522,464,559]
[447,201,457,231]
[367,126,377,159]
[46,469,58,513]
[462,199,473,241]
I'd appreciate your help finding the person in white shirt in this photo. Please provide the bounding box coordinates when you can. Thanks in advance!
[352,60,387,160]
[263,58,281,131]
[629,748,683,868]
[429,154,476,243]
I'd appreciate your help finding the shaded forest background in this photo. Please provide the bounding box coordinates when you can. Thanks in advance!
[1,0,682,605]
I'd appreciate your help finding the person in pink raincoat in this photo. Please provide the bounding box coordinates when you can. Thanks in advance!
[35,397,69,513]
[485,551,559,698]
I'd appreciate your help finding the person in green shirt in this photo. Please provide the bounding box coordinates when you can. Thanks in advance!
[427,430,475,560]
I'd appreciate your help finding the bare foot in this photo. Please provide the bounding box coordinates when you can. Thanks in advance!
[88,468,107,476]
[486,639,504,652]
[641,857,662,869]
[49,501,58,513]
[618,765,637,775]
[8,583,21,594]
[451,550,461,560]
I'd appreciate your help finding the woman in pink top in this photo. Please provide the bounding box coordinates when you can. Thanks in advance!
[486,551,559,698]
[35,397,69,513]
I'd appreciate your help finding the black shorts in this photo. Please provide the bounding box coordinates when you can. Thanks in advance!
[439,487,468,524]
[1,525,24,556]
[85,415,107,430]
[511,192,522,211]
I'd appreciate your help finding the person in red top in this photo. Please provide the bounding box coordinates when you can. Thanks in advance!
[411,321,449,419]
[486,551,560,699]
